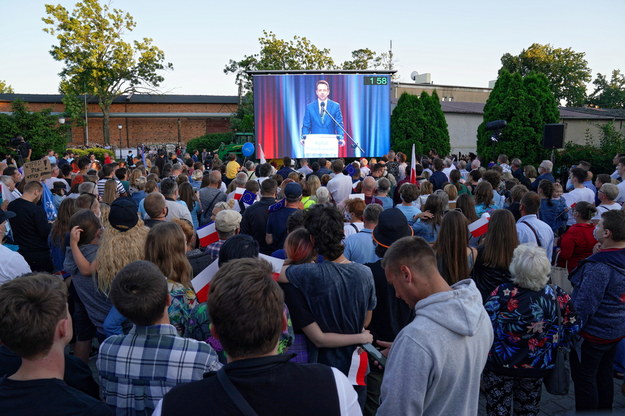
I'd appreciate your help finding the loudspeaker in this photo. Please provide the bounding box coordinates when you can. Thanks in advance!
[543,124,564,149]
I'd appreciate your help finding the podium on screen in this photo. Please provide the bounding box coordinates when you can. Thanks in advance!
[302,134,339,158]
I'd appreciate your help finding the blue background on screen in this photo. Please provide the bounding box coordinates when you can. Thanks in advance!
[254,74,391,159]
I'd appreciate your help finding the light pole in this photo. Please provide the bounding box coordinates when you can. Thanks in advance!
[118,125,123,160]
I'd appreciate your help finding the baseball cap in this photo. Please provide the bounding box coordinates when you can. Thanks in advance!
[108,198,139,232]
[284,182,302,199]
[215,209,242,233]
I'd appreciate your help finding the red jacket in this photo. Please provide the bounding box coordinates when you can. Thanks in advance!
[558,222,597,272]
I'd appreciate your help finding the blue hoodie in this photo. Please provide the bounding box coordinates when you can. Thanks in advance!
[570,248,625,340]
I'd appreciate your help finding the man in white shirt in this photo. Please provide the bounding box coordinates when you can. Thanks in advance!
[441,158,456,181]
[297,159,313,176]
[516,192,554,262]
[0,210,31,284]
[615,157,625,204]
[326,160,353,205]
[563,167,597,225]
[160,179,193,223]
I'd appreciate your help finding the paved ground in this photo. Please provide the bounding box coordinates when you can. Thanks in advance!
[478,376,625,415]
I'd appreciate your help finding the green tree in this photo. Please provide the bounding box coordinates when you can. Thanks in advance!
[42,0,172,145]
[421,91,451,156]
[500,43,591,107]
[0,100,68,159]
[224,30,336,93]
[390,93,425,156]
[0,80,13,94]
[342,48,383,70]
[587,70,625,109]
[477,71,559,165]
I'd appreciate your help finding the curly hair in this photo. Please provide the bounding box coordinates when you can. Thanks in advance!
[303,204,344,261]
[96,219,149,294]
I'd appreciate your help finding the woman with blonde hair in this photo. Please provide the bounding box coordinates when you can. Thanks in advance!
[307,175,321,201]
[416,181,433,210]
[443,183,458,210]
[145,221,205,338]
[101,179,119,205]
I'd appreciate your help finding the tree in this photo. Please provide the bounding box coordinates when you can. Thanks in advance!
[391,92,451,158]
[477,71,559,165]
[421,91,451,156]
[0,80,13,94]
[225,30,336,93]
[500,43,591,107]
[42,0,172,145]
[0,100,68,159]
[587,70,625,109]
[342,48,385,70]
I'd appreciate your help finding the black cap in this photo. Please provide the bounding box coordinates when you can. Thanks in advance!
[108,198,139,232]
[372,208,413,248]
[0,210,16,224]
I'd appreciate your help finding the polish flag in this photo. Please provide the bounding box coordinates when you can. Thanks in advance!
[409,143,417,185]
[347,349,368,386]
[468,213,491,238]
[197,222,218,247]
[227,187,245,201]
[258,144,266,164]
[191,259,219,303]
[259,253,284,281]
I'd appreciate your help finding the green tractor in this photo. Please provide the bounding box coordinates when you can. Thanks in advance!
[217,133,255,160]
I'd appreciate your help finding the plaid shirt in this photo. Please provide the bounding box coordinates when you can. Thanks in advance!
[97,324,221,414]
[205,239,226,260]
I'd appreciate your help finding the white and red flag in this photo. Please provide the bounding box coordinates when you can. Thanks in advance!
[191,259,219,303]
[197,222,218,247]
[258,143,266,164]
[258,253,284,281]
[468,213,491,238]
[227,187,245,201]
[409,143,417,185]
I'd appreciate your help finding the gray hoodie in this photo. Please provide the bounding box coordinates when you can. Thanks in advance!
[378,279,493,416]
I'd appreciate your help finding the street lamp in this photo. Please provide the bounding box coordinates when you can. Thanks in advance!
[118,125,123,160]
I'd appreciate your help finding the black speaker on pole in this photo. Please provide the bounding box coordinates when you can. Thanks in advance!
[543,124,564,149]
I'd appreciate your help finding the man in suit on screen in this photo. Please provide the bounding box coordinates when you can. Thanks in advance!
[301,80,345,147]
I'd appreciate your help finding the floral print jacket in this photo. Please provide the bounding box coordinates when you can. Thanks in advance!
[484,283,580,378]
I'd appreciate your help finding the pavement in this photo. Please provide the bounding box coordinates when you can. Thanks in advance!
[478,375,625,415]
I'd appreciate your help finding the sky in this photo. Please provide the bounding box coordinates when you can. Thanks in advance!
[1,0,624,97]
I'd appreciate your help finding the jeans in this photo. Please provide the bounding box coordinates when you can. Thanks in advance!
[571,337,619,411]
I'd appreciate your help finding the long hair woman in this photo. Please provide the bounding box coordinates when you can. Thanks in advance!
[49,197,77,274]
[101,179,119,205]
[412,193,444,243]
[474,181,496,217]
[434,210,477,285]
[179,182,200,230]
[470,209,519,302]
[145,221,202,338]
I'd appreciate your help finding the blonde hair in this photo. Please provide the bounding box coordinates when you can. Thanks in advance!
[102,179,118,205]
[96,219,149,294]
[145,222,193,287]
[419,181,433,196]
[99,202,110,228]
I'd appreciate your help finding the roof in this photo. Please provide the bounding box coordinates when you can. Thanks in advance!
[0,93,239,105]
[440,101,625,120]
[398,82,492,92]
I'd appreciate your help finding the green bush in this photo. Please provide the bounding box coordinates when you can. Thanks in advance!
[0,100,68,160]
[186,132,235,154]
[67,147,115,161]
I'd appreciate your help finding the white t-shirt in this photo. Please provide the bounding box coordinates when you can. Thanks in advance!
[0,245,31,285]
[592,203,622,221]
[327,173,353,205]
[616,181,625,204]
[563,187,596,225]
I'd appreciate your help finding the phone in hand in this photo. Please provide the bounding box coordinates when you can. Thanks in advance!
[361,343,386,368]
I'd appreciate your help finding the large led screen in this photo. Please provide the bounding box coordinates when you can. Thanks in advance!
[253,73,391,159]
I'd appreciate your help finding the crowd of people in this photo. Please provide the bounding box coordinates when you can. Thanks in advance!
[0,145,625,415]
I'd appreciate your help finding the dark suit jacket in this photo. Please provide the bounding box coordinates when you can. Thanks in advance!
[302,99,344,140]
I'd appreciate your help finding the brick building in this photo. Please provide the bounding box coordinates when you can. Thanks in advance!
[0,93,238,147]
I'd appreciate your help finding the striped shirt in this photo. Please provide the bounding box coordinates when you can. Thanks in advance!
[97,178,125,196]
[97,324,221,414]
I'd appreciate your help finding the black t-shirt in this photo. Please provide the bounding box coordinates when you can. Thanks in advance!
[0,376,112,416]
[0,346,99,399]
[17,142,31,159]
[365,260,414,342]
[7,198,51,253]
